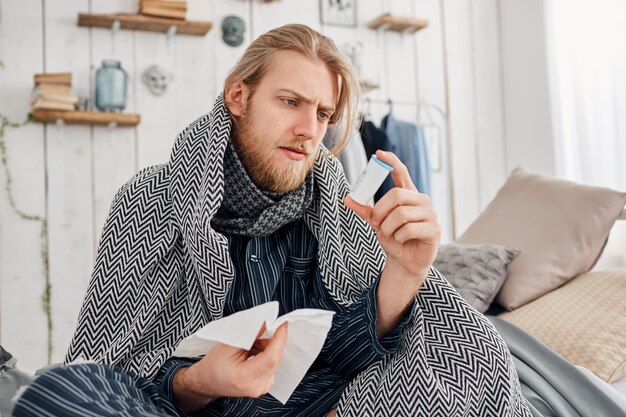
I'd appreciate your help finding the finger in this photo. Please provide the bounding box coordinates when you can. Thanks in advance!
[248,322,271,356]
[392,222,441,245]
[206,343,249,364]
[266,322,288,353]
[244,323,288,376]
[371,188,431,228]
[374,150,417,191]
[257,322,288,363]
[251,338,272,355]
[256,322,267,339]
[378,206,436,239]
[344,195,373,224]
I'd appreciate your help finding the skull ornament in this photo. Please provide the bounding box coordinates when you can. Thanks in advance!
[222,15,246,47]
[141,65,172,96]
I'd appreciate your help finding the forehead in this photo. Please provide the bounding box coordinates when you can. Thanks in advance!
[259,49,339,105]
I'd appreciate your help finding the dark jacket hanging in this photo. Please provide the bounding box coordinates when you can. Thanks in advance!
[359,119,395,202]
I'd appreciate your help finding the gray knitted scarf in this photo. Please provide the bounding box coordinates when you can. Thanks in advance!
[211,141,314,236]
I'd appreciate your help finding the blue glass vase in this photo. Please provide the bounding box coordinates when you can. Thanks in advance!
[95,59,128,112]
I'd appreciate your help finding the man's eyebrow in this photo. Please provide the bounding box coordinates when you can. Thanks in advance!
[277,88,335,113]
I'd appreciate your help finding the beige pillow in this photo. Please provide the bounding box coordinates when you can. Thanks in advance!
[456,166,626,310]
[499,269,626,383]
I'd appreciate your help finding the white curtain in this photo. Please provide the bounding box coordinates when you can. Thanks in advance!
[546,0,626,268]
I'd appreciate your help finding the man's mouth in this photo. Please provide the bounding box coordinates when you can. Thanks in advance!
[280,146,307,155]
[279,146,308,161]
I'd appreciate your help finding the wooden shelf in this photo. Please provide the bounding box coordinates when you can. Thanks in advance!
[367,14,428,33]
[31,109,141,127]
[78,13,212,36]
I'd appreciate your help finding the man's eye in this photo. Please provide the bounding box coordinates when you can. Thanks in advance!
[283,98,297,106]
[319,111,331,120]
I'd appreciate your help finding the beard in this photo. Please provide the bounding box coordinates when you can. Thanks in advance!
[232,109,317,194]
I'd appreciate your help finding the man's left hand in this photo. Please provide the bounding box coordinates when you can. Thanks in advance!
[344,150,440,286]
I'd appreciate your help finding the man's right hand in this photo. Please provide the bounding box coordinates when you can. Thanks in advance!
[172,322,288,413]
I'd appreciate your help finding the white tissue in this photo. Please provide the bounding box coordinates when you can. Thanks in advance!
[172,301,335,404]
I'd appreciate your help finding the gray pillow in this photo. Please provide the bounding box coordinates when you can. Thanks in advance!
[433,244,520,312]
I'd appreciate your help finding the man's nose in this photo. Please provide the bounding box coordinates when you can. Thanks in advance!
[293,109,318,140]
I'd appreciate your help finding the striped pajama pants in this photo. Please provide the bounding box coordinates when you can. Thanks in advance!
[11,364,180,417]
[11,364,344,417]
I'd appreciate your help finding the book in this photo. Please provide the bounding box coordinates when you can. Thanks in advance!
[140,0,187,10]
[139,6,186,20]
[34,83,72,95]
[31,99,75,111]
[31,93,79,106]
[146,0,187,4]
[34,72,72,86]
[139,0,187,19]
[173,301,335,405]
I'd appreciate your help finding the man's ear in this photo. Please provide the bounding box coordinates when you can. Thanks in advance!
[225,81,249,117]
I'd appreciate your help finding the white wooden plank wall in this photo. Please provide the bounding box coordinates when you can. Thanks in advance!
[470,0,507,209]
[44,0,95,368]
[0,0,49,370]
[441,0,508,236]
[442,0,481,237]
[0,0,507,371]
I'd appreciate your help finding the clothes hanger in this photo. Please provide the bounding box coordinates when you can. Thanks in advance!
[416,100,447,173]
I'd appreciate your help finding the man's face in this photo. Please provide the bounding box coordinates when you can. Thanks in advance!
[231,49,339,193]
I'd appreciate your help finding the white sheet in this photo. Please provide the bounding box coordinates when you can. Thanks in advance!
[610,373,626,398]
[576,366,626,407]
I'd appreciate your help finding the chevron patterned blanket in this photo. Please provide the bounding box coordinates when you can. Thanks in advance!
[65,95,531,416]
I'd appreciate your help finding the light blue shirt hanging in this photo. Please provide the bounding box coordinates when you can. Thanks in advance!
[381,113,432,196]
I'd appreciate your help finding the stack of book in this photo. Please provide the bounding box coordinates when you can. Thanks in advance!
[139,0,187,20]
[32,73,78,111]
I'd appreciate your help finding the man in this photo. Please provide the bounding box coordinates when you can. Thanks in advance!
[13,24,531,417]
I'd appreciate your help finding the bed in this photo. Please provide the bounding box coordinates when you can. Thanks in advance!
[433,166,626,416]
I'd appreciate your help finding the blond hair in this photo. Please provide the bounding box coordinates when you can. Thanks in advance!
[223,24,359,156]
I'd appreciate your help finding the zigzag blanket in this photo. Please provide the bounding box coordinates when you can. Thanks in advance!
[66,95,531,416]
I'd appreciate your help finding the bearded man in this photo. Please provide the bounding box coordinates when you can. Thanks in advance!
[13,24,531,417]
